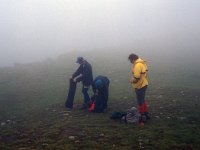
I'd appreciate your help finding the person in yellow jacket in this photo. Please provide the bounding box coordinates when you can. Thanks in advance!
[128,53,150,125]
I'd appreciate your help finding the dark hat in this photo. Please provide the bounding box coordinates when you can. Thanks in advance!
[76,57,84,63]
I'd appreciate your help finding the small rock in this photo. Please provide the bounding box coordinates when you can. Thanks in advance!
[139,142,143,148]
[18,148,27,150]
[61,111,68,113]
[68,136,75,140]
[155,116,160,119]
[42,143,49,146]
[138,139,143,142]
[75,140,80,143]
[61,110,71,113]
[1,122,6,126]
[179,117,186,120]
[100,133,104,137]
[63,113,69,116]
[180,91,184,95]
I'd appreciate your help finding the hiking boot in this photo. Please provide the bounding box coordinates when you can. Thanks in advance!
[141,114,147,123]
[139,114,147,124]
[139,121,145,126]
[144,112,150,120]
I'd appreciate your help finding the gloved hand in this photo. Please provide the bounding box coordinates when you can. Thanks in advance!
[72,78,76,83]
[69,75,76,82]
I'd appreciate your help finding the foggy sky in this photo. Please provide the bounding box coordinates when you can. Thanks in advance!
[0,0,200,66]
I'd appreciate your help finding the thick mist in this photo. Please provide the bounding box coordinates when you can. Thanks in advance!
[0,0,200,67]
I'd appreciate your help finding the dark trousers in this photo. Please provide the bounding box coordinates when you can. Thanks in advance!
[82,87,90,104]
[135,85,147,105]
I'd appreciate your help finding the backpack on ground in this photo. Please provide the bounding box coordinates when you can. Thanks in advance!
[110,107,140,124]
[125,107,140,124]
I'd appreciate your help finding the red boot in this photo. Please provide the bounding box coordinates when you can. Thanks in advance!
[138,104,146,124]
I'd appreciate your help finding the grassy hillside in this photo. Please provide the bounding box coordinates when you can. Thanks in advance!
[0,50,200,150]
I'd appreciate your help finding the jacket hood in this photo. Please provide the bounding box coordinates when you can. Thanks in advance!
[134,58,146,65]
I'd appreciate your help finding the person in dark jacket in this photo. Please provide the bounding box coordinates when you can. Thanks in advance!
[71,57,93,109]
[90,75,110,112]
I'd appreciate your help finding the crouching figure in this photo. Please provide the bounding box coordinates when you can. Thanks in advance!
[89,76,110,113]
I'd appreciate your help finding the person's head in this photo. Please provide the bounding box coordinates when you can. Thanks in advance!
[95,79,103,89]
[128,53,139,64]
[76,57,84,64]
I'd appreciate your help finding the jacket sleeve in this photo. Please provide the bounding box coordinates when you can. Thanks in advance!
[76,63,90,83]
[72,65,82,79]
[142,63,148,73]
[133,63,142,79]
[76,75,83,82]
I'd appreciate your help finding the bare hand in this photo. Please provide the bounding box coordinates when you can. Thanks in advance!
[129,78,133,83]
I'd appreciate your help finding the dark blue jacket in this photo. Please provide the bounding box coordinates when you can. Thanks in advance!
[72,60,93,86]
[92,75,110,112]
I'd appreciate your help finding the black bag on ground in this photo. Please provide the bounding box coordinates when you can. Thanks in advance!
[110,111,127,120]
[65,79,77,108]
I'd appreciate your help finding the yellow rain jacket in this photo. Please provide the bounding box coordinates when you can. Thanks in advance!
[131,58,148,89]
